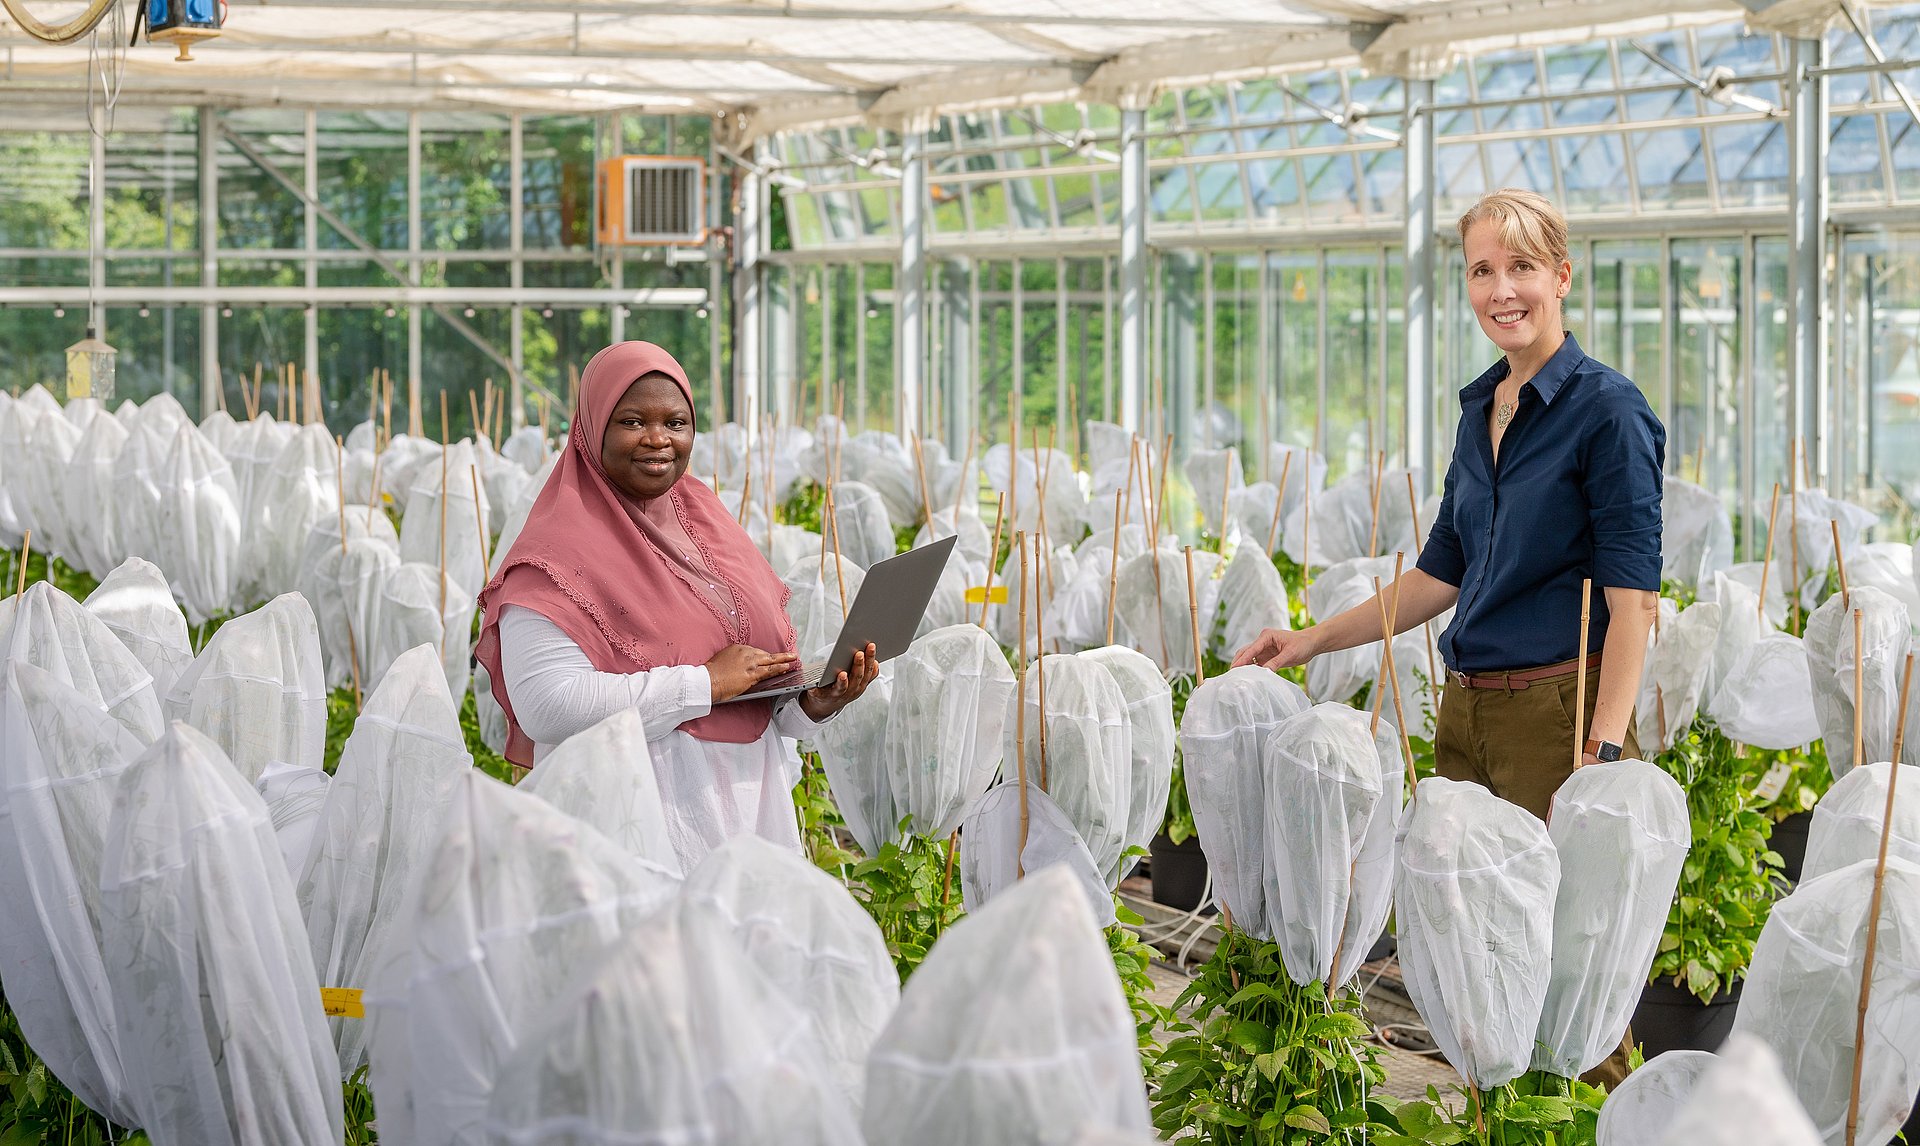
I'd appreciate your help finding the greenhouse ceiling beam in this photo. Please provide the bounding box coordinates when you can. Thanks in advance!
[0,72,821,103]
[1838,1,1920,140]
[0,286,709,305]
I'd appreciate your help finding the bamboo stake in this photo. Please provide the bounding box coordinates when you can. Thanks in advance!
[335,436,363,707]
[1575,578,1592,771]
[1896,651,1915,766]
[1007,406,1020,547]
[1266,451,1294,554]
[1036,428,1058,597]
[1366,449,1385,558]
[1834,518,1851,611]
[1015,531,1030,879]
[825,480,848,618]
[1694,435,1706,486]
[469,391,484,448]
[1106,490,1124,646]
[1653,605,1670,749]
[438,393,450,653]
[1845,646,1909,1146]
[1185,545,1205,683]
[940,831,958,910]
[471,463,490,574]
[1790,440,1802,632]
[910,433,934,526]
[738,463,753,528]
[15,530,29,597]
[367,452,382,528]
[1371,554,1406,736]
[1153,432,1173,544]
[247,363,261,420]
[1854,609,1866,770]
[1120,436,1138,538]
[1037,586,1049,792]
[1758,483,1781,622]
[1302,488,1314,606]
[951,437,974,518]
[1373,573,1418,796]
[979,493,1007,629]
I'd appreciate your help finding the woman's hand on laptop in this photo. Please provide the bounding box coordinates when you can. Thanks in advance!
[800,642,879,722]
[707,644,800,704]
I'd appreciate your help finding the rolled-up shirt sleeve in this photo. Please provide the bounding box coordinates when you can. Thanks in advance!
[1581,394,1665,591]
[1416,461,1466,588]
[498,605,713,745]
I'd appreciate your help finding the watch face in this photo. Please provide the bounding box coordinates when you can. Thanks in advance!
[1597,741,1623,762]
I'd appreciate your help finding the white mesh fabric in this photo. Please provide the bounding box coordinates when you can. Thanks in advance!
[1259,703,1383,986]
[0,661,143,1127]
[517,706,682,878]
[1334,720,1404,988]
[883,623,1016,839]
[365,561,474,699]
[1802,586,1910,781]
[82,557,193,702]
[1079,645,1175,886]
[109,414,171,569]
[384,771,682,1146]
[1113,547,1221,674]
[960,781,1119,928]
[992,540,1080,654]
[1395,775,1561,1089]
[1281,475,1374,567]
[1801,761,1920,885]
[1084,422,1133,475]
[399,440,492,602]
[1185,447,1243,536]
[298,644,470,1076]
[813,662,898,855]
[245,423,341,605]
[863,864,1151,1146]
[376,434,443,516]
[1003,653,1132,884]
[21,405,81,563]
[1773,491,1878,610]
[783,554,868,662]
[1845,541,1920,618]
[1303,556,1397,704]
[679,834,900,1110]
[257,759,331,883]
[1701,571,1771,697]
[1216,541,1292,663]
[1532,760,1691,1077]
[1179,666,1312,938]
[478,445,530,536]
[164,593,326,786]
[63,410,128,577]
[827,480,897,570]
[0,392,31,546]
[1654,1033,1824,1146]
[220,414,292,537]
[3,581,163,745]
[1637,598,1721,755]
[489,455,558,581]
[1046,549,1133,658]
[1662,478,1736,591]
[156,422,244,623]
[98,722,341,1146]
[1706,630,1822,750]
[482,902,861,1146]
[1729,857,1920,1146]
[919,552,977,640]
[1597,1050,1718,1146]
[297,509,402,690]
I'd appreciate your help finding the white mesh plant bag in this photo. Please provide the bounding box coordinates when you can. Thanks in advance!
[1084,422,1134,476]
[826,480,897,570]
[1706,630,1822,750]
[1185,447,1243,536]
[1079,645,1175,885]
[959,781,1118,928]
[1662,478,1736,591]
[98,722,342,1146]
[915,507,993,571]
[1802,762,1920,884]
[3,581,163,746]
[680,834,900,1111]
[1304,556,1398,703]
[1113,547,1221,674]
[864,864,1152,1146]
[1729,856,1920,1146]
[22,404,82,564]
[1802,586,1910,781]
[0,661,144,1128]
[298,507,402,689]
[984,443,1085,547]
[164,592,326,786]
[993,540,1081,653]
[1395,775,1561,1089]
[399,440,492,603]
[0,392,32,547]
[156,422,244,624]
[883,623,1016,839]
[1847,541,1920,618]
[499,424,553,474]
[813,662,897,855]
[243,423,341,605]
[63,410,129,578]
[1654,1033,1824,1146]
[478,445,530,536]
[221,414,292,536]
[1772,490,1878,611]
[371,771,682,1146]
[366,561,474,699]
[517,706,682,878]
[1280,475,1375,567]
[482,900,862,1146]
[688,420,747,488]
[489,455,558,581]
[1179,666,1312,937]
[919,551,977,640]
[1259,702,1389,986]
[1637,598,1721,755]
[1596,1049,1718,1146]
[1532,760,1690,1077]
[108,413,171,569]
[1003,653,1132,884]
[82,557,194,703]
[376,434,444,517]
[784,554,869,662]
[258,759,331,884]
[1216,541,1292,664]
[1045,542,1136,652]
[1336,719,1405,988]
[297,644,471,1077]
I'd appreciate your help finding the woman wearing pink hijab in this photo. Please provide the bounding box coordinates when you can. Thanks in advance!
[476,341,877,869]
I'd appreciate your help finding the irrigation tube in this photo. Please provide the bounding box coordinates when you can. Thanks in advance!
[1,0,119,43]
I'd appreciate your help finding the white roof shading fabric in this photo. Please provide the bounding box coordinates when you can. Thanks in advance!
[1729,857,1920,1146]
[516,705,683,878]
[864,865,1151,1146]
[482,901,863,1146]
[1801,761,1920,885]
[98,722,342,1146]
[164,592,326,786]
[0,661,144,1128]
[82,557,194,703]
[679,834,900,1111]
[297,644,471,1077]
[1532,760,1690,1078]
[959,780,1118,929]
[1395,775,1560,1090]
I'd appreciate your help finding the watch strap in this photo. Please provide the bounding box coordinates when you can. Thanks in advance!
[1583,738,1623,762]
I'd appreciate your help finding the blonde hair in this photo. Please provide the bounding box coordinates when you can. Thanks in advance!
[1457,189,1569,268]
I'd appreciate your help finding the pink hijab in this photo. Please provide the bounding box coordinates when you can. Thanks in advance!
[476,341,793,764]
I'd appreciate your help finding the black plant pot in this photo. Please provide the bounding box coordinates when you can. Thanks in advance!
[1149,831,1208,912]
[1630,977,1742,1058]
[1771,810,1815,885]
[1906,1092,1920,1144]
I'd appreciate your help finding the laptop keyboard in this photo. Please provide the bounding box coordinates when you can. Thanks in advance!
[755,659,829,692]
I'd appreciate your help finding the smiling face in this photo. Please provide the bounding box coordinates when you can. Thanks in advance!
[1464,219,1571,362]
[599,372,694,501]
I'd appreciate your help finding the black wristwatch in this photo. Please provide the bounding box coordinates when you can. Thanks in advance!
[1583,738,1623,763]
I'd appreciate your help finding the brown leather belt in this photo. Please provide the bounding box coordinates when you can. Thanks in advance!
[1448,652,1601,692]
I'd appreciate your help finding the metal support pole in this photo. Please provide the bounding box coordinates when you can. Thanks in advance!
[304,111,320,401]
[89,112,105,338]
[1789,36,1829,484]
[733,142,765,437]
[407,111,423,436]
[199,106,220,418]
[1404,78,1436,495]
[510,112,526,430]
[1118,106,1148,434]
[899,128,928,443]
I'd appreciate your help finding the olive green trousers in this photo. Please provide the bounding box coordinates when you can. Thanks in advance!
[1431,664,1641,1090]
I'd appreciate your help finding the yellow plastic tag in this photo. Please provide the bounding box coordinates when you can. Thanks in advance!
[963,585,1009,605]
[321,987,365,1018]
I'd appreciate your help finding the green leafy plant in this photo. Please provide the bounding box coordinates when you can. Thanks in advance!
[780,479,825,534]
[1649,718,1781,1002]
[1109,889,1176,1056]
[843,825,966,980]
[792,750,860,872]
[1150,931,1395,1144]
[1380,1070,1607,1146]
[0,988,151,1146]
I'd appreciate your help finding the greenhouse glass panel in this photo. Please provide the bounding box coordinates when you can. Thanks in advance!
[0,308,87,393]
[1063,257,1109,449]
[418,307,515,441]
[1053,172,1100,230]
[319,308,406,426]
[931,183,967,235]
[1552,96,1619,127]
[1631,129,1712,211]
[1669,241,1744,500]
[969,181,1011,233]
[0,126,90,250]
[1247,158,1303,227]
[316,112,409,251]
[1207,253,1260,457]
[1555,134,1632,214]
[519,306,611,419]
[1829,114,1887,205]
[1893,114,1920,202]
[1149,166,1199,226]
[418,114,510,253]
[1008,177,1051,230]
[1358,147,1405,219]
[1301,153,1361,226]
[1750,237,1791,555]
[1712,121,1789,209]
[1837,234,1920,514]
[1588,241,1665,421]
[1323,250,1384,480]
[218,111,306,252]
[1266,251,1321,456]
[858,263,896,434]
[1545,44,1613,94]
[105,110,200,258]
[217,306,305,412]
[522,116,595,252]
[1193,163,1246,224]
[787,194,825,248]
[821,191,862,244]
[219,259,303,289]
[1482,139,1557,202]
[1437,143,1488,218]
[102,306,199,409]
[1016,259,1062,438]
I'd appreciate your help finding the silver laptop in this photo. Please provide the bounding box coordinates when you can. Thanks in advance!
[729,534,959,703]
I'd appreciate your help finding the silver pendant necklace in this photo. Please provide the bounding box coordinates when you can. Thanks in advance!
[1495,400,1516,430]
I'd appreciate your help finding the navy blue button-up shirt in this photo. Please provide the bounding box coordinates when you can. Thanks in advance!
[1415,333,1664,674]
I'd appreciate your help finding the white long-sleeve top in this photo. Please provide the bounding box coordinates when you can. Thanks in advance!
[497,604,827,871]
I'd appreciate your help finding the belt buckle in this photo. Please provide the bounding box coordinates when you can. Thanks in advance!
[1448,669,1470,689]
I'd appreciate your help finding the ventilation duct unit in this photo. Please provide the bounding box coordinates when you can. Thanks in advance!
[597,156,707,246]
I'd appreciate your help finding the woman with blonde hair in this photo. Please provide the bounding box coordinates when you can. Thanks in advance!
[1233,188,1663,1081]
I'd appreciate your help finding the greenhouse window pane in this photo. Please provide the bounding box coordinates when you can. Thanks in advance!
[419,114,510,253]
[1552,96,1619,127]
[1632,128,1711,209]
[1829,114,1886,205]
[522,116,595,252]
[1619,35,1689,86]
[820,191,860,243]
[968,181,1010,231]
[1483,139,1557,199]
[786,193,825,248]
[106,256,199,289]
[1096,171,1122,228]
[1476,55,1541,101]
[1553,134,1631,213]
[1545,45,1613,94]
[1359,148,1405,217]
[1711,121,1788,207]
[1193,162,1246,223]
[1350,75,1403,112]
[1247,158,1302,224]
[1892,113,1920,202]
[1149,168,1197,225]
[1008,176,1051,229]
[1231,79,1287,122]
[931,184,967,233]
[219,111,306,251]
[858,188,894,237]
[1437,143,1487,211]
[1053,173,1099,229]
[1624,87,1695,121]
[1301,153,1360,224]
[1482,101,1545,134]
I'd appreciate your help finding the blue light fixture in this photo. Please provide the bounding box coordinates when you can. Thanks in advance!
[146,0,221,61]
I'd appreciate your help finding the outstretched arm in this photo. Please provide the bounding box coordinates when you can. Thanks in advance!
[1231,568,1460,670]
